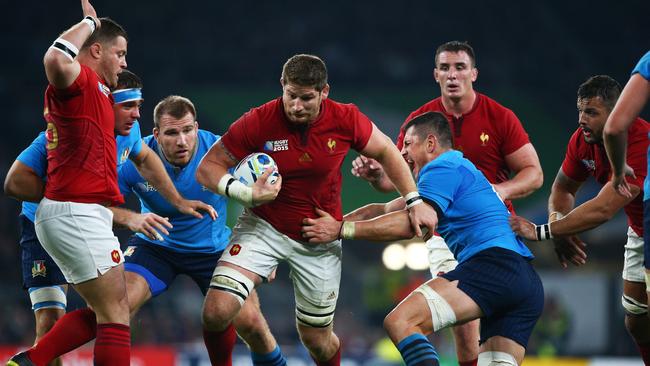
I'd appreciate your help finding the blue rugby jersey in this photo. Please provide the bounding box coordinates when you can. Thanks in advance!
[118,130,230,253]
[417,150,533,263]
[17,122,143,222]
[632,51,650,201]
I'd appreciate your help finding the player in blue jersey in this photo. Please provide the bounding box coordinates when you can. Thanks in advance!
[112,95,286,366]
[4,71,210,366]
[301,111,543,366]
[604,51,650,292]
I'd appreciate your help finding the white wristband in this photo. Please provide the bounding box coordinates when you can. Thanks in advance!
[535,223,553,241]
[404,191,423,209]
[216,174,253,207]
[82,16,97,33]
[340,221,355,240]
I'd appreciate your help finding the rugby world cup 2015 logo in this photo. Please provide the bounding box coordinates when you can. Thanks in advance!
[264,140,289,152]
[229,244,242,256]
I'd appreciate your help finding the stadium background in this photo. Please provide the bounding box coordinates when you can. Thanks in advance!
[1,0,649,364]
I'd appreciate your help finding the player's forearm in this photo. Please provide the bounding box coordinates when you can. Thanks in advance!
[495,165,543,200]
[603,130,629,176]
[550,203,611,236]
[369,173,397,193]
[375,148,417,198]
[133,151,183,206]
[349,210,415,241]
[344,203,389,221]
[3,166,45,203]
[108,207,137,230]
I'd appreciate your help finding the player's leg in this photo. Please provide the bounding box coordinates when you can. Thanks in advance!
[33,200,130,366]
[234,290,287,366]
[426,236,479,366]
[289,239,342,365]
[477,337,523,366]
[384,277,482,366]
[622,228,650,364]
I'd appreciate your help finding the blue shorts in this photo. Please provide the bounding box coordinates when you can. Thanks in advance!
[19,214,67,289]
[124,236,223,296]
[643,200,650,269]
[441,247,544,348]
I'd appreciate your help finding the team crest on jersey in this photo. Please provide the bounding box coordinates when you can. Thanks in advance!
[98,81,111,97]
[31,260,47,278]
[480,132,489,146]
[327,138,336,153]
[229,244,242,256]
[581,159,596,172]
[124,246,136,257]
[264,139,289,152]
[111,250,121,263]
[299,152,312,163]
[120,148,130,164]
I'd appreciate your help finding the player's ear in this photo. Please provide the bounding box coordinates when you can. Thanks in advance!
[194,121,199,130]
[153,127,160,140]
[89,42,102,60]
[471,67,478,82]
[321,84,330,99]
[433,68,440,83]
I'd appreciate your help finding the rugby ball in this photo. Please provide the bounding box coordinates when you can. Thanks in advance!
[233,153,279,186]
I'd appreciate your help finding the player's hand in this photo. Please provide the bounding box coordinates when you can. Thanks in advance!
[351,156,384,182]
[509,215,537,241]
[81,0,100,27]
[301,208,340,243]
[611,164,636,198]
[127,213,172,241]
[267,267,277,283]
[553,236,587,269]
[252,167,282,206]
[408,203,437,240]
[176,199,217,220]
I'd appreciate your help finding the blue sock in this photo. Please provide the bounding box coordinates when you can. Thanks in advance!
[251,345,287,366]
[397,333,439,366]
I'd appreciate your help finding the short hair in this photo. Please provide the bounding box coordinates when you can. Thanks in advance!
[435,41,476,67]
[577,75,622,111]
[115,69,142,90]
[81,17,128,50]
[403,112,452,149]
[153,95,196,128]
[281,54,328,91]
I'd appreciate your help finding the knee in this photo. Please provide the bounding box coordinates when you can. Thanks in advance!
[298,327,333,354]
[233,305,264,338]
[383,310,406,338]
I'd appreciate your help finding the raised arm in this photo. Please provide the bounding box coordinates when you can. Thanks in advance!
[44,0,100,89]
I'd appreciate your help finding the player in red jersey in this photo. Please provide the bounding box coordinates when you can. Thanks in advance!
[350,41,543,366]
[511,75,650,365]
[12,1,128,365]
[196,54,437,366]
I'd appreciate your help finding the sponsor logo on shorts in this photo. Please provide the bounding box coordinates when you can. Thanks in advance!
[32,260,47,278]
[229,244,242,256]
[264,139,289,152]
[326,291,337,300]
[124,246,136,257]
[111,250,121,263]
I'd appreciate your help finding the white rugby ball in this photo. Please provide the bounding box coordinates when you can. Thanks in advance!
[233,152,279,186]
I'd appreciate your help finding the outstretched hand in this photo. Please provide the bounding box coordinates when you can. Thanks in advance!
[553,236,587,269]
[301,208,341,243]
[509,215,537,241]
[351,156,384,182]
[176,199,217,220]
[128,213,172,241]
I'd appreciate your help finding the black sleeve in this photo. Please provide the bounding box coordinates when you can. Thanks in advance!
[422,197,443,219]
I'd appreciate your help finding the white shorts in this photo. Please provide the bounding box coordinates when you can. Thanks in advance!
[425,235,458,277]
[35,198,123,284]
[622,227,645,283]
[219,210,342,311]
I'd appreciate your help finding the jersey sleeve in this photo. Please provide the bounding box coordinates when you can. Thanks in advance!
[220,111,260,161]
[632,51,650,80]
[16,132,48,178]
[52,64,91,98]
[349,106,374,151]
[417,162,462,214]
[560,130,589,182]
[117,160,138,196]
[128,122,143,159]
[498,109,530,156]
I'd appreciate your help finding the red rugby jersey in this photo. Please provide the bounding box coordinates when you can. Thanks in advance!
[43,64,123,206]
[395,93,530,212]
[561,117,649,236]
[220,97,373,241]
